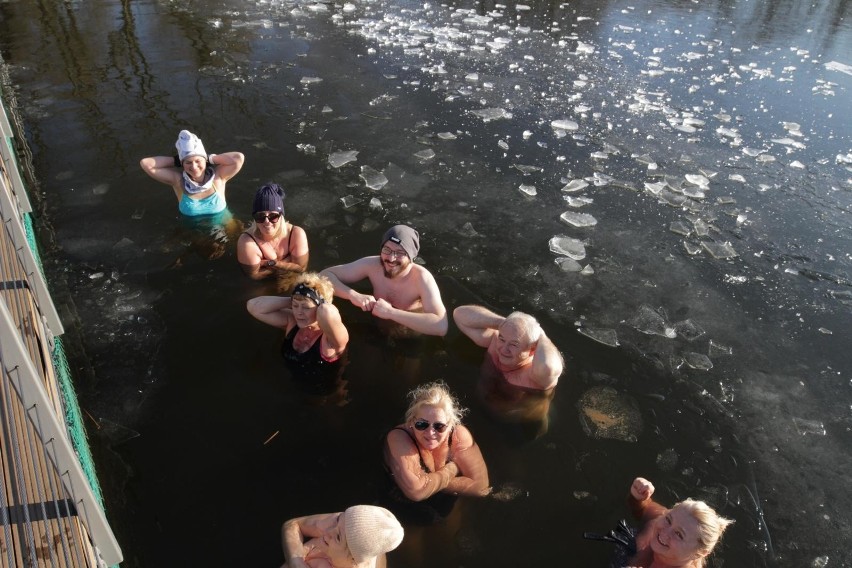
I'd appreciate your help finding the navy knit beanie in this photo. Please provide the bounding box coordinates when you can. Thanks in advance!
[252,183,285,215]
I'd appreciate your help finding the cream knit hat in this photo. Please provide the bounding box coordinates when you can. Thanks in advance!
[175,129,207,162]
[343,505,404,563]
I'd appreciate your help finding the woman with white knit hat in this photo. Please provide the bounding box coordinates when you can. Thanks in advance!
[140,129,244,216]
[281,505,404,568]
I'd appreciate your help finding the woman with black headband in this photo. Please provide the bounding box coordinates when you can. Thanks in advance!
[247,273,348,381]
[237,183,309,280]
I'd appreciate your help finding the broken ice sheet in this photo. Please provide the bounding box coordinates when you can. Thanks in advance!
[627,305,676,338]
[470,108,512,121]
[559,211,598,228]
[669,221,691,236]
[561,179,589,193]
[339,195,364,208]
[555,257,583,272]
[673,319,705,341]
[701,240,738,259]
[792,417,826,436]
[437,132,457,140]
[577,327,619,347]
[300,76,323,85]
[359,166,388,190]
[548,236,586,260]
[328,150,359,168]
[413,149,435,161]
[564,196,593,207]
[518,184,537,196]
[708,339,732,358]
[551,119,579,131]
[683,352,713,371]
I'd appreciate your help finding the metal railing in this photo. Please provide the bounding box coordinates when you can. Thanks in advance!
[1,90,122,566]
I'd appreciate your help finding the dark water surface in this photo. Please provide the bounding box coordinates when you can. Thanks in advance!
[1,0,851,566]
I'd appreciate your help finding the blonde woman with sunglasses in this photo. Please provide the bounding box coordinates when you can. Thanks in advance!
[384,381,490,515]
[237,183,309,280]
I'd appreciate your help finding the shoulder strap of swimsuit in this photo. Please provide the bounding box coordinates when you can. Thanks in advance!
[391,427,430,473]
[243,231,271,260]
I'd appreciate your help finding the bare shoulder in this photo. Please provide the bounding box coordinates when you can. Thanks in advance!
[452,424,476,448]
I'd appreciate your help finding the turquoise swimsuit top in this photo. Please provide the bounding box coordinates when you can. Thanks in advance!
[179,190,226,216]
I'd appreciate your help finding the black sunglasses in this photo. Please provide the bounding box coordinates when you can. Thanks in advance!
[413,420,448,433]
[254,212,281,223]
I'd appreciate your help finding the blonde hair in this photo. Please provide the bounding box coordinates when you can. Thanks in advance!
[293,272,334,304]
[673,499,734,564]
[502,311,542,345]
[404,381,467,428]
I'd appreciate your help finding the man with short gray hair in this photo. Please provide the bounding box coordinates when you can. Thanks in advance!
[453,305,563,390]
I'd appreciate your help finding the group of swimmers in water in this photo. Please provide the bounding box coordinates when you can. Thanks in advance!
[141,130,734,567]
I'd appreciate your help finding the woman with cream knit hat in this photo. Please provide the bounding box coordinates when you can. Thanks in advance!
[281,505,404,568]
[140,129,244,216]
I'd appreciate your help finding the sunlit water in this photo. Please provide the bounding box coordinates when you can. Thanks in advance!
[1,0,850,565]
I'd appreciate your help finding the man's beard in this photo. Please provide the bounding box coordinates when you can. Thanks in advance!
[383,259,405,278]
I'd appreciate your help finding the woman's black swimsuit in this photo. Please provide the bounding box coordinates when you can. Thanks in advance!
[244,228,291,261]
[280,327,346,392]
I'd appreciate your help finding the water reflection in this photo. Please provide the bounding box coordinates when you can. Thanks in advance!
[3,0,852,565]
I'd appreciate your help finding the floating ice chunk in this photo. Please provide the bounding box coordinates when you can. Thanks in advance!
[835,153,852,164]
[549,236,586,260]
[470,108,512,121]
[728,174,746,183]
[792,417,825,436]
[321,105,333,113]
[300,76,323,85]
[716,127,739,138]
[708,340,733,357]
[682,186,705,199]
[669,221,691,236]
[296,143,316,155]
[328,150,359,168]
[701,241,737,259]
[789,160,805,169]
[561,179,589,193]
[339,195,363,208]
[577,327,619,347]
[683,241,701,255]
[627,305,676,338]
[673,319,706,341]
[685,174,709,188]
[684,352,713,371]
[590,151,609,160]
[522,130,533,140]
[414,149,436,161]
[514,164,543,175]
[575,41,595,55]
[359,166,388,190]
[581,264,594,275]
[465,73,479,82]
[564,196,593,207]
[577,386,642,442]
[518,184,537,196]
[742,147,763,157]
[555,257,583,272]
[551,119,579,131]
[825,61,852,76]
[438,132,457,140]
[645,181,667,195]
[818,327,832,335]
[458,222,479,237]
[368,197,382,210]
[342,2,356,11]
[559,211,598,227]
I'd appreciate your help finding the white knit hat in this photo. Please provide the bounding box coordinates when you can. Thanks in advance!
[175,129,207,162]
[343,505,404,563]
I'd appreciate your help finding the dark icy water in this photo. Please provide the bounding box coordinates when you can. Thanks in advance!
[1,0,851,566]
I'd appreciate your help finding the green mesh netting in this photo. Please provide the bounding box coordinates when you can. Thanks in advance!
[22,213,106,506]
